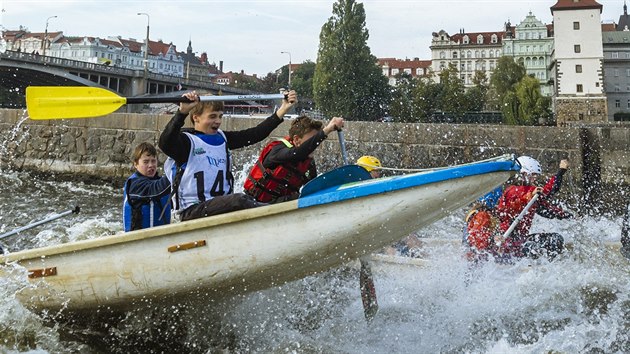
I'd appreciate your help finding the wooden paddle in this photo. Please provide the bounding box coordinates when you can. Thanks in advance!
[336,129,379,322]
[25,86,286,120]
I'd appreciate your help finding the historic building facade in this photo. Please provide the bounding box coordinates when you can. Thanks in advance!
[430,29,504,87]
[502,12,554,96]
[377,57,432,86]
[602,30,630,121]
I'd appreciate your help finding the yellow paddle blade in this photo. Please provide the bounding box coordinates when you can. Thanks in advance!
[26,86,127,120]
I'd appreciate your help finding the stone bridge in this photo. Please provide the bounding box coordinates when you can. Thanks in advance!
[0,50,262,108]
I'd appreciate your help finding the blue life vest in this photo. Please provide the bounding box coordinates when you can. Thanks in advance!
[123,172,171,231]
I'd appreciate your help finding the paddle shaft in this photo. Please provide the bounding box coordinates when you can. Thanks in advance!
[502,193,540,240]
[0,206,80,241]
[26,86,288,120]
[126,93,286,104]
[337,129,379,322]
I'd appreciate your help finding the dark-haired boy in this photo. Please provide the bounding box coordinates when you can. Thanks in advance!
[244,115,344,203]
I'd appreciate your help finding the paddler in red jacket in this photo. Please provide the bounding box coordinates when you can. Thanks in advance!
[494,156,572,260]
[244,115,344,203]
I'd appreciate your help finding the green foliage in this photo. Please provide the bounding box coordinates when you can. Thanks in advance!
[487,56,552,125]
[388,72,417,122]
[515,75,548,125]
[489,56,526,103]
[412,77,442,122]
[313,0,389,121]
[437,63,466,117]
[231,73,263,91]
[290,60,316,100]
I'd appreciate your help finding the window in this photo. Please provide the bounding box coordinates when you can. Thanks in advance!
[491,34,498,43]
[574,45,581,53]
[627,69,630,76]
[477,35,484,44]
[573,21,580,30]
[392,68,399,75]
[577,84,583,92]
[440,51,446,59]
[627,99,630,108]
[615,85,620,92]
[615,69,620,77]
[615,99,621,108]
[576,64,582,73]
[612,52,619,59]
[453,51,458,59]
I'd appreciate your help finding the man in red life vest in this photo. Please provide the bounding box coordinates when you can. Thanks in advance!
[493,156,572,260]
[244,115,344,203]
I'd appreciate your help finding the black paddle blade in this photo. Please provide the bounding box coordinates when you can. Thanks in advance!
[359,260,378,322]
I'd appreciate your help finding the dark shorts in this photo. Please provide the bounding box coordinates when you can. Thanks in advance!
[180,193,266,221]
[521,232,564,260]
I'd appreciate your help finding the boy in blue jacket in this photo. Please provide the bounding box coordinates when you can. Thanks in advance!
[123,142,171,231]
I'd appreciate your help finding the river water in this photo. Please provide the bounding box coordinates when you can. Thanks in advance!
[0,146,629,353]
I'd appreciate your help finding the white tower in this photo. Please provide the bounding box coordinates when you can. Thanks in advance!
[550,0,607,125]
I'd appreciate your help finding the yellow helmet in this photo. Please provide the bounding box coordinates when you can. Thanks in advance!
[356,155,382,172]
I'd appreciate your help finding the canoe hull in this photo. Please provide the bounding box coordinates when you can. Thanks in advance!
[2,166,514,312]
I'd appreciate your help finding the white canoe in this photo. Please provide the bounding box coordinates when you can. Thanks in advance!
[1,155,519,312]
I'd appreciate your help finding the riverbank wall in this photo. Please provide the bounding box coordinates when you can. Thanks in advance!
[1,109,628,212]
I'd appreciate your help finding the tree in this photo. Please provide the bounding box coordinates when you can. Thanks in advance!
[436,63,467,117]
[258,72,281,94]
[313,0,389,121]
[412,76,441,122]
[290,60,316,100]
[388,72,417,122]
[515,75,551,125]
[488,56,526,110]
[463,70,489,112]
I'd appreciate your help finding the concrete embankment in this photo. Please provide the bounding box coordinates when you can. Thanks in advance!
[0,109,628,211]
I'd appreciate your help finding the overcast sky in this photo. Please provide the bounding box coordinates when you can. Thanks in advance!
[2,0,626,76]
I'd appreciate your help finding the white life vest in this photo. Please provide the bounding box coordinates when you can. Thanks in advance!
[165,131,232,211]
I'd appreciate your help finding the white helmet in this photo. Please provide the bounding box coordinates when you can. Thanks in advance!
[517,156,542,174]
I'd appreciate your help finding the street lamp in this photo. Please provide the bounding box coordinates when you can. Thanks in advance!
[43,15,57,56]
[137,12,150,79]
[280,51,291,88]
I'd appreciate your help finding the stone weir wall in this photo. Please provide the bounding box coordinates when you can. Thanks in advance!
[0,109,629,211]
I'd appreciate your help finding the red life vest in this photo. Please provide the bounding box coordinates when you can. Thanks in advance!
[465,208,499,251]
[244,138,313,202]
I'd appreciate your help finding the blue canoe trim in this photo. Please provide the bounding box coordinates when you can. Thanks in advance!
[297,159,519,209]
[300,165,373,197]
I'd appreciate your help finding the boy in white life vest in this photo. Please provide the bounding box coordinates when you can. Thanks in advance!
[159,90,297,220]
[244,115,344,203]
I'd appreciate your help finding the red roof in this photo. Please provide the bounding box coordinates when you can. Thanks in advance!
[148,40,175,56]
[377,58,431,69]
[551,0,602,13]
[450,31,505,45]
